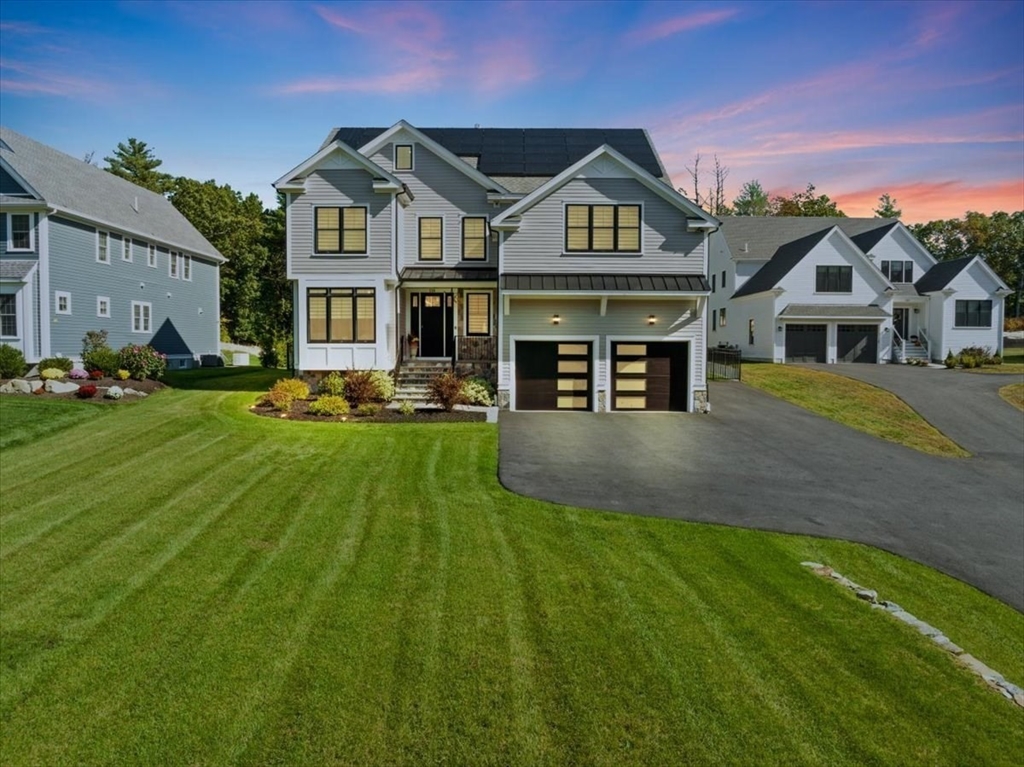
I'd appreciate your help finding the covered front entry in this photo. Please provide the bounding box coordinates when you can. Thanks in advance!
[410,292,454,357]
[785,324,827,363]
[611,342,689,411]
[837,324,878,363]
[515,341,592,411]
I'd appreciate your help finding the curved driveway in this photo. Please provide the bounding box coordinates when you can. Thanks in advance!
[498,370,1024,611]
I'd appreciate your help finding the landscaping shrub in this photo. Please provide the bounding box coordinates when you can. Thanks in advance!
[992,354,1003,365]
[116,369,130,381]
[959,346,993,365]
[960,355,978,369]
[83,347,121,377]
[1004,316,1024,332]
[40,368,67,380]
[89,369,104,380]
[427,372,466,412]
[343,371,379,407]
[118,345,167,380]
[105,386,124,400]
[75,384,98,399]
[319,371,345,396]
[259,344,280,368]
[260,378,310,412]
[398,400,415,417]
[82,330,109,356]
[308,395,350,416]
[69,368,89,380]
[368,370,395,402]
[944,350,957,369]
[0,343,27,378]
[356,403,382,417]
[38,356,74,373]
[463,376,495,406]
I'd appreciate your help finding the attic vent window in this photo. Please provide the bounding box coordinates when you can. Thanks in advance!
[394,144,413,171]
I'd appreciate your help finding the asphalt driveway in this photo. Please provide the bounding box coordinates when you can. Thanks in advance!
[499,380,1024,610]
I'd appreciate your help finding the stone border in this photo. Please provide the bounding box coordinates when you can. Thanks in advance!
[801,562,1024,708]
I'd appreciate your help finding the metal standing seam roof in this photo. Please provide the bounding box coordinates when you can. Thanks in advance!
[0,260,36,281]
[323,127,667,179]
[400,267,498,282]
[779,304,890,319]
[501,274,710,292]
[0,127,225,263]
[914,256,974,293]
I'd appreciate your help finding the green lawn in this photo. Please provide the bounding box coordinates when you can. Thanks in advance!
[742,363,969,457]
[967,346,1024,375]
[1,370,1021,765]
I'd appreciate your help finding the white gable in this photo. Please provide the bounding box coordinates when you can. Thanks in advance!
[865,223,936,280]
[776,228,890,305]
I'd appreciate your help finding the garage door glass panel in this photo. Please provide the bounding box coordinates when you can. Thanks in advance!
[558,396,588,409]
[616,396,646,409]
[618,344,646,355]
[558,343,589,355]
[558,379,588,391]
[617,360,646,374]
[558,360,588,374]
[616,379,646,392]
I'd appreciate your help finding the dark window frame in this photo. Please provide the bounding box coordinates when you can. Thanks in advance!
[9,213,32,251]
[815,265,853,293]
[0,294,16,337]
[394,144,414,171]
[465,292,491,336]
[307,287,376,343]
[461,217,487,261]
[954,299,992,328]
[564,204,642,253]
[748,319,755,345]
[419,217,443,261]
[711,274,716,293]
[314,206,368,255]
[881,260,913,283]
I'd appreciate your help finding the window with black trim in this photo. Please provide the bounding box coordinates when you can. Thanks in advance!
[815,265,852,292]
[0,294,16,337]
[8,214,32,251]
[419,217,443,261]
[466,293,491,335]
[315,207,367,254]
[307,287,376,343]
[719,307,726,328]
[954,299,991,328]
[395,144,413,171]
[881,260,913,283]
[748,319,755,345]
[711,274,716,293]
[462,217,487,260]
[565,204,641,253]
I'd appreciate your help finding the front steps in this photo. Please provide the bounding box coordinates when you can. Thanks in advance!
[899,342,930,363]
[394,359,450,403]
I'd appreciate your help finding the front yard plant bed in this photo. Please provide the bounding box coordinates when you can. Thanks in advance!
[0,376,164,402]
[251,398,486,422]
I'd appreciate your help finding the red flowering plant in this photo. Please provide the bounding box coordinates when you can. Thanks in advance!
[117,345,167,380]
[88,369,104,380]
[76,384,98,399]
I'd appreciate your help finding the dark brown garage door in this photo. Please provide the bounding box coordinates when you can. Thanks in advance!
[837,324,878,363]
[515,341,591,411]
[785,324,827,363]
[612,342,689,411]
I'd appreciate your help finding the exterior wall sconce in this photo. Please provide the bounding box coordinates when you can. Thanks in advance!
[777,325,783,332]
[647,315,656,325]
[913,308,920,314]
[552,314,560,325]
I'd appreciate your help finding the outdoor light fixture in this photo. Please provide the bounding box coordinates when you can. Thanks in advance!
[647,315,656,325]
[552,314,561,325]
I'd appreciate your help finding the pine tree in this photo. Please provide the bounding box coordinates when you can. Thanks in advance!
[103,138,173,193]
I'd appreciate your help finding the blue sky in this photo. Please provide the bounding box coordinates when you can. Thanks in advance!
[2,0,1022,221]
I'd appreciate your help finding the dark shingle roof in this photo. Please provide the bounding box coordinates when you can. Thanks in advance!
[731,228,833,298]
[779,304,889,319]
[401,267,497,282]
[324,127,665,178]
[849,221,899,253]
[719,217,899,261]
[501,274,709,292]
[0,260,36,281]
[915,256,973,293]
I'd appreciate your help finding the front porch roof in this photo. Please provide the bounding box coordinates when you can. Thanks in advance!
[501,273,709,292]
[0,260,37,282]
[400,267,497,282]
[779,303,889,320]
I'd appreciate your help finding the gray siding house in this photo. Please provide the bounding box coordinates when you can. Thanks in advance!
[275,120,718,412]
[0,127,223,367]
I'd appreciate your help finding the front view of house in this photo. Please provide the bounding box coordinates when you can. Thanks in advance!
[274,121,718,411]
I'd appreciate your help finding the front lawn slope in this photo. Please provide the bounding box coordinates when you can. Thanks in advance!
[0,378,1020,765]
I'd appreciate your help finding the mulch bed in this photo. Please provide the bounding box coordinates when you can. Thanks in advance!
[0,377,166,403]
[251,399,486,423]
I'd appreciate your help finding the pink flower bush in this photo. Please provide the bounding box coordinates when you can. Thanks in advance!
[69,368,89,379]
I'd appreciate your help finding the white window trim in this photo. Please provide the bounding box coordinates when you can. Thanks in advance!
[5,212,34,252]
[123,237,133,262]
[182,254,192,281]
[562,201,645,256]
[394,143,415,172]
[169,250,179,279]
[131,300,152,333]
[148,244,157,268]
[55,290,72,315]
[96,230,110,264]
[97,295,111,318]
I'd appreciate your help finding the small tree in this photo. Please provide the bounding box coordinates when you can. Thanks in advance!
[732,180,770,216]
[103,138,174,194]
[874,193,902,219]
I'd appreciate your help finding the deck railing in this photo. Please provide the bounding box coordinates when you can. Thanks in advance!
[455,335,497,363]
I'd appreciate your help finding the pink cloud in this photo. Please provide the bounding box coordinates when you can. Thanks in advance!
[471,38,541,93]
[273,67,443,95]
[628,9,738,44]
[0,58,117,99]
[836,180,1024,223]
[0,21,52,34]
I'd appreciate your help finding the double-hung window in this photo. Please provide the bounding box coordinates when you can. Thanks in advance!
[315,207,367,254]
[466,293,491,336]
[307,288,375,343]
[419,217,443,261]
[565,204,641,253]
[0,294,16,337]
[8,214,33,251]
[148,244,157,268]
[954,300,992,328]
[132,301,152,333]
[123,238,133,261]
[815,265,852,292]
[394,144,414,171]
[462,218,487,261]
[182,255,192,281]
[169,251,179,278]
[881,260,913,282]
[97,231,109,263]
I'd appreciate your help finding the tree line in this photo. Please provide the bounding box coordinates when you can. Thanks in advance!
[684,155,1022,316]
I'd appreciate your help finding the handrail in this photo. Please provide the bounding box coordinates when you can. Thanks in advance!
[918,327,931,361]
[892,325,905,363]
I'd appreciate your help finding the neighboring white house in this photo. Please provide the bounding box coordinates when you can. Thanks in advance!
[708,217,1010,363]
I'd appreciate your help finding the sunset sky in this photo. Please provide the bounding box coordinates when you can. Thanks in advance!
[1,0,1022,223]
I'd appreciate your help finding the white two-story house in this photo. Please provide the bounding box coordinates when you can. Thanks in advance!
[708,217,1009,363]
[274,120,718,411]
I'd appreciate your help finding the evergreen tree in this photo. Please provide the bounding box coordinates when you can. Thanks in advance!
[874,193,902,219]
[732,180,770,216]
[103,138,174,193]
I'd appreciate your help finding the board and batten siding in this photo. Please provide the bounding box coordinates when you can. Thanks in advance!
[502,178,705,274]
[370,142,496,269]
[500,297,706,394]
[289,169,393,276]
[47,216,219,358]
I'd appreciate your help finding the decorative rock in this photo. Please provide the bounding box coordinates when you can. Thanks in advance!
[856,589,878,602]
[44,379,79,394]
[123,388,147,397]
[105,385,124,400]
[29,380,43,391]
[0,381,20,394]
[914,622,942,638]
[997,681,1024,697]
[931,635,964,655]
[957,654,1005,684]
[800,562,825,569]
[11,379,31,394]
[881,601,903,612]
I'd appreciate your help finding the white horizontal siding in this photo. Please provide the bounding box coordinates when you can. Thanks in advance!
[867,227,934,281]
[775,231,888,306]
[289,169,393,276]
[938,261,1004,354]
[503,178,705,274]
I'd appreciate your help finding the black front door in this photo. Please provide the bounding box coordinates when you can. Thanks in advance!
[412,293,454,357]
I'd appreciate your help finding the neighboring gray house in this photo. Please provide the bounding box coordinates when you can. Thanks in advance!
[0,127,223,367]
[274,120,718,412]
[708,217,1010,363]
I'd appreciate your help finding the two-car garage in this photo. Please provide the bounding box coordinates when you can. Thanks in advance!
[784,322,879,363]
[514,340,689,411]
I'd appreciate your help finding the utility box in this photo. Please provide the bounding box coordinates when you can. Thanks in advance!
[232,352,249,367]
